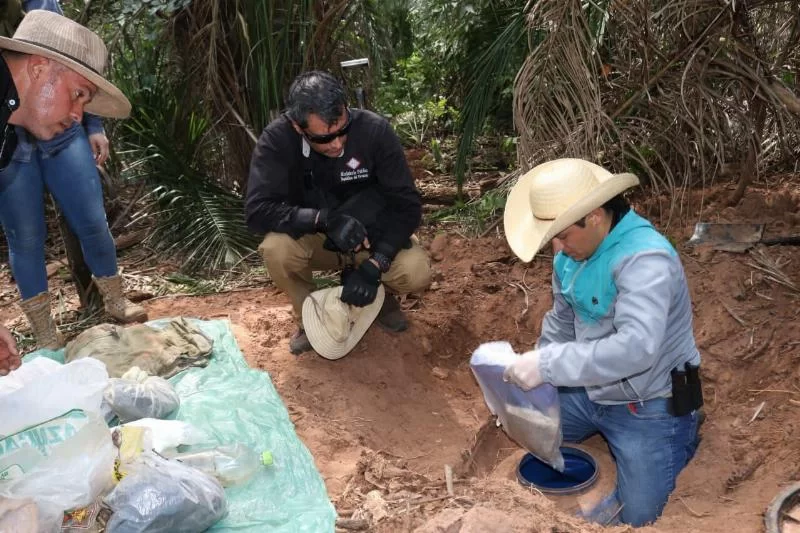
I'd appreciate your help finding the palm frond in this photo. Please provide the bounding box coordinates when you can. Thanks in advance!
[513,0,800,213]
[111,21,259,272]
[453,5,529,192]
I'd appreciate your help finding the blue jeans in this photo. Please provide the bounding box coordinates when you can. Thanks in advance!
[0,125,117,299]
[559,387,699,527]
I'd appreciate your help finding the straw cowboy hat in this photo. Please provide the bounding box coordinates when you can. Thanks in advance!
[504,158,640,261]
[302,284,385,360]
[0,10,130,118]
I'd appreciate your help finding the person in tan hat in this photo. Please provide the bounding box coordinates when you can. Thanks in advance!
[246,71,431,355]
[0,9,130,365]
[0,6,144,352]
[0,9,129,158]
[499,158,702,526]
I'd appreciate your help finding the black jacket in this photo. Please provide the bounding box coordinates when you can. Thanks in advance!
[245,109,421,260]
[0,56,19,170]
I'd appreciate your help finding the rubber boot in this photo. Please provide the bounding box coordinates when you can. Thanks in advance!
[19,292,64,349]
[93,275,148,323]
[377,293,408,332]
[289,328,312,355]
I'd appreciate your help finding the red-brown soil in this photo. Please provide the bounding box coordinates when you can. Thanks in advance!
[1,177,798,532]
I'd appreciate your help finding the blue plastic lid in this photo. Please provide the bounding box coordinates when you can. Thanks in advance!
[517,445,598,495]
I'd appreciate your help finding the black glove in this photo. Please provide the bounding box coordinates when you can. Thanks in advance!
[321,211,367,253]
[340,260,381,307]
[290,208,320,235]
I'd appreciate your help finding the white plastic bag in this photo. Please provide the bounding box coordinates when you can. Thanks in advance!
[119,419,208,454]
[0,358,115,533]
[104,376,180,423]
[0,497,39,533]
[471,342,564,471]
[104,452,227,533]
[0,358,107,435]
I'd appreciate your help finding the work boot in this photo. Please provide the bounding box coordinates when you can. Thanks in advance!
[93,275,148,323]
[289,328,312,355]
[19,292,64,349]
[377,293,408,332]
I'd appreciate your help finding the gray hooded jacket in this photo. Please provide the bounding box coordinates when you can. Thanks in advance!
[537,211,701,404]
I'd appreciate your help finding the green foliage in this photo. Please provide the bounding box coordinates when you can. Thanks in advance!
[374,1,529,189]
[428,187,507,235]
[239,1,316,132]
[393,95,456,146]
[374,52,429,117]
[111,24,259,273]
[117,0,191,17]
[163,273,228,296]
[451,2,529,190]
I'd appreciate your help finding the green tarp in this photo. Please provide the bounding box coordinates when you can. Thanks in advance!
[24,319,336,532]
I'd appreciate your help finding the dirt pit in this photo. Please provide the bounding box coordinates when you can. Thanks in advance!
[2,180,799,532]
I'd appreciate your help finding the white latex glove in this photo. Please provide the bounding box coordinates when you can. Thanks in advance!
[503,349,543,391]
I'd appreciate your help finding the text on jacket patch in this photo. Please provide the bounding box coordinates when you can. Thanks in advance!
[340,167,370,183]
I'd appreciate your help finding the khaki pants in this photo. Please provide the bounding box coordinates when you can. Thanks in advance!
[259,233,432,322]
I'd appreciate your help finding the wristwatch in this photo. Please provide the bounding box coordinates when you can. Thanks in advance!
[371,252,392,273]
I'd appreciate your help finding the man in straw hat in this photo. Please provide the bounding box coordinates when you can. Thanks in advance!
[247,71,431,355]
[501,158,702,526]
[0,9,130,374]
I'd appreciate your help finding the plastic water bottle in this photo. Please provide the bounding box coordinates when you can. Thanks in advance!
[172,443,272,487]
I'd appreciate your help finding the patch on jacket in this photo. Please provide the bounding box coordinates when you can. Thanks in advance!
[339,161,370,183]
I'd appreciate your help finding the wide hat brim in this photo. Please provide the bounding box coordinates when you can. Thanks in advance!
[503,159,640,262]
[0,37,131,119]
[302,285,385,360]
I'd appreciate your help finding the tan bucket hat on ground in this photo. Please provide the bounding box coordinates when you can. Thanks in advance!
[0,10,131,118]
[302,285,385,360]
[504,158,640,261]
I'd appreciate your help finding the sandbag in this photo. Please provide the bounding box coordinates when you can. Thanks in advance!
[104,376,180,423]
[104,452,227,533]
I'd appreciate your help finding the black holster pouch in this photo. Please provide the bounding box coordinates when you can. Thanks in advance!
[670,362,704,417]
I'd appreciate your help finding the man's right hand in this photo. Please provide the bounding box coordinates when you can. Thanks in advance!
[318,210,367,253]
[0,326,20,376]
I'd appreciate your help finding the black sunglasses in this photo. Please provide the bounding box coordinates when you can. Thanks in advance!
[302,109,352,144]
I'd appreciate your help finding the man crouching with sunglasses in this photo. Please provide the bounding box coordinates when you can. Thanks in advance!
[246,70,432,355]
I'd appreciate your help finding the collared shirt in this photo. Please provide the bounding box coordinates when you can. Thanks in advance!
[0,55,20,170]
[537,210,701,404]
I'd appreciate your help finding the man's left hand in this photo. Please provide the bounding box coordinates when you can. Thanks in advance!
[340,259,381,307]
[88,133,110,166]
[503,350,543,390]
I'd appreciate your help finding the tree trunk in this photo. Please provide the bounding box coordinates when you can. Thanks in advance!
[727,6,768,207]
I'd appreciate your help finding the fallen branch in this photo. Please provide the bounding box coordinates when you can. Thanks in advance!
[507,282,530,327]
[444,465,454,496]
[335,518,369,531]
[748,247,799,293]
[479,217,502,238]
[719,299,748,327]
[677,496,709,518]
[741,329,775,361]
[748,401,766,424]
[114,229,148,251]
